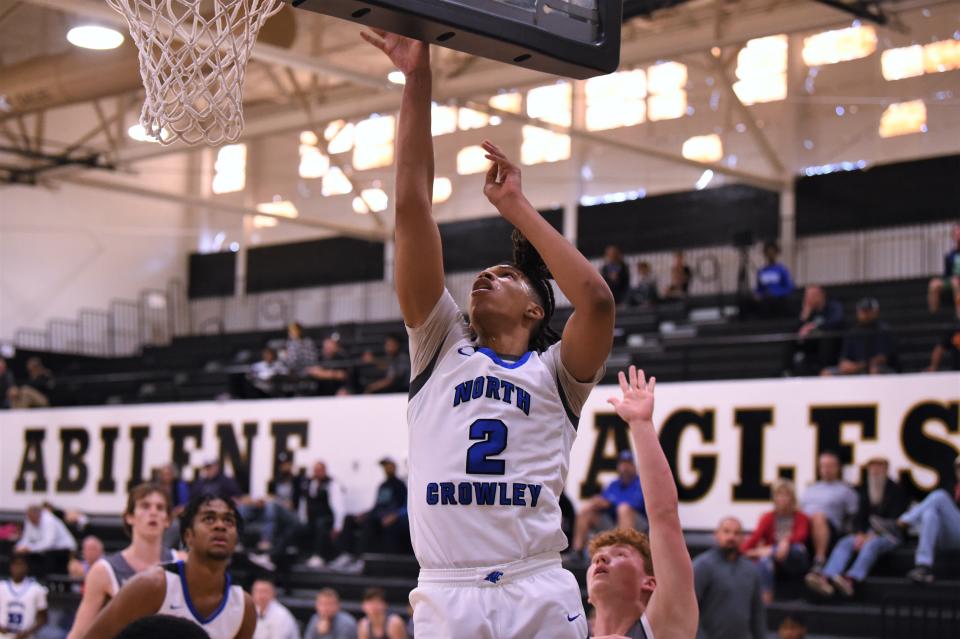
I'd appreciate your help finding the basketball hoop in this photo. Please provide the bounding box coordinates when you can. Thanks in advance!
[105,0,283,146]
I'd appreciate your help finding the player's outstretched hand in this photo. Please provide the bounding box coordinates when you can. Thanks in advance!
[482,140,524,209]
[360,29,429,76]
[607,365,656,424]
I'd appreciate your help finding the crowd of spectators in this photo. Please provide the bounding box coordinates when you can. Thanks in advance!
[1,356,55,409]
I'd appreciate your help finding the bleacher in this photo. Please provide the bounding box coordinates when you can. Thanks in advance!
[5,277,955,407]
[3,512,957,638]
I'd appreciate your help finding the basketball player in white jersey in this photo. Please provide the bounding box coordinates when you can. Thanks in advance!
[587,367,697,639]
[68,482,177,639]
[80,493,255,639]
[362,30,616,639]
[0,555,48,639]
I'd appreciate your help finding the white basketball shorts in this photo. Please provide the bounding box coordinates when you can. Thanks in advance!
[410,552,588,639]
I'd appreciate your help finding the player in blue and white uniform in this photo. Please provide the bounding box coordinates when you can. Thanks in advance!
[0,555,48,639]
[363,30,616,639]
[80,493,255,639]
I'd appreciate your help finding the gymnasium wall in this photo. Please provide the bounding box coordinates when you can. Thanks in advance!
[3,373,957,530]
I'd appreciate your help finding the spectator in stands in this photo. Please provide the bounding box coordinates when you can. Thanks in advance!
[927,222,960,318]
[0,357,15,409]
[361,335,410,395]
[67,535,105,579]
[800,451,858,573]
[897,453,960,584]
[777,614,807,639]
[282,322,319,378]
[599,245,630,305]
[304,461,347,569]
[925,320,960,372]
[156,463,190,548]
[8,357,55,409]
[807,456,908,597]
[693,517,766,639]
[304,588,357,639]
[333,458,408,572]
[754,242,795,315]
[664,250,692,299]
[571,450,646,556]
[239,347,289,399]
[251,579,300,639]
[358,588,406,639]
[190,459,242,502]
[14,504,78,575]
[306,337,351,396]
[741,479,810,604]
[821,298,897,376]
[249,452,305,571]
[786,285,845,376]
[627,261,659,307]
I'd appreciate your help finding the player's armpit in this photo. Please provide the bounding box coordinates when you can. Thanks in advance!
[79,568,166,639]
[235,593,257,639]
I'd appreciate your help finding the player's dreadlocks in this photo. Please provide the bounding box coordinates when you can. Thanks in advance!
[511,229,560,353]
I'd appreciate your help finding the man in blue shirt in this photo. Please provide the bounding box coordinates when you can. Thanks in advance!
[571,451,646,556]
[928,223,960,319]
[741,242,795,319]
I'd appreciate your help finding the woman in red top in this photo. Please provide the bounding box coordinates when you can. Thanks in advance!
[742,480,811,603]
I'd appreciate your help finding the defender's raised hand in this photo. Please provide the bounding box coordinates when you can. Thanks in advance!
[607,366,656,425]
[361,29,429,76]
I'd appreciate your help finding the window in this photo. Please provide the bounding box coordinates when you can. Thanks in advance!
[458,107,490,131]
[211,144,246,194]
[353,115,395,171]
[457,145,489,175]
[682,134,723,163]
[879,99,926,138]
[352,188,389,214]
[923,39,960,74]
[527,82,572,127]
[432,103,458,136]
[299,131,329,179]
[733,35,788,105]
[647,62,687,121]
[521,126,571,165]
[881,45,924,81]
[433,177,453,204]
[256,199,298,218]
[489,91,523,114]
[585,69,646,131]
[322,166,353,196]
[802,25,877,66]
[325,120,354,154]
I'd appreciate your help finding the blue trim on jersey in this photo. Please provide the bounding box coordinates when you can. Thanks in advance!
[477,347,532,369]
[176,560,232,625]
[5,578,33,598]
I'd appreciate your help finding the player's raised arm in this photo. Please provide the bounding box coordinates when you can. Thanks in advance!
[608,367,698,639]
[79,568,166,639]
[362,30,444,328]
[66,561,112,639]
[482,141,614,380]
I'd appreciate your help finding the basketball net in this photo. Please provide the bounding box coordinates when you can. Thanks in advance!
[105,0,283,146]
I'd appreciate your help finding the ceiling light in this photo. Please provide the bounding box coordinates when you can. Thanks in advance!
[682,134,723,163]
[67,25,124,50]
[360,188,389,213]
[433,177,452,204]
[388,71,406,85]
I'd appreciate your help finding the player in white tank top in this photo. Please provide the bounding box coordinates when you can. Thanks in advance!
[362,30,615,639]
[0,555,48,639]
[78,493,255,639]
[68,483,176,639]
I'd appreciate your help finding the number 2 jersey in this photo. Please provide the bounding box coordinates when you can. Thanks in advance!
[0,578,47,639]
[407,289,601,569]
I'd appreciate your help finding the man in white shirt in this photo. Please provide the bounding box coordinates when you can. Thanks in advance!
[252,580,300,639]
[15,505,78,576]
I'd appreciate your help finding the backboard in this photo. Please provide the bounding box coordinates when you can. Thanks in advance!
[289,0,622,79]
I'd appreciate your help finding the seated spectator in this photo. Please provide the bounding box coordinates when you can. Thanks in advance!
[800,452,858,572]
[304,461,347,569]
[235,347,288,399]
[925,320,960,372]
[821,298,897,376]
[251,579,299,639]
[785,285,845,376]
[664,250,692,299]
[8,357,55,409]
[15,504,78,576]
[898,453,960,583]
[156,463,190,549]
[306,337,351,396]
[333,458,408,572]
[627,261,659,307]
[742,242,795,319]
[807,456,908,597]
[778,614,807,639]
[249,452,304,571]
[281,322,319,379]
[572,450,646,556]
[304,588,358,639]
[191,459,242,502]
[359,335,410,395]
[599,244,630,305]
[0,357,14,409]
[693,517,766,639]
[927,222,960,318]
[741,480,810,603]
[0,554,49,639]
[358,588,406,639]
[67,535,105,579]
